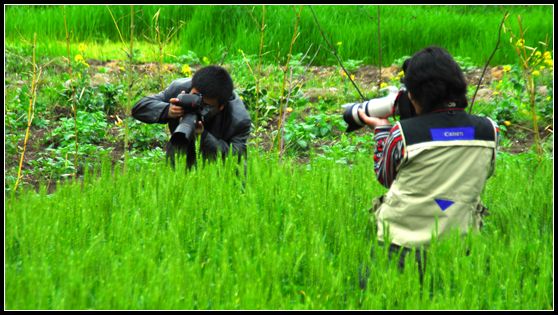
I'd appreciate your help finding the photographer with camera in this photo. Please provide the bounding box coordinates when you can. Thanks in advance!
[131,65,251,169]
[351,46,499,283]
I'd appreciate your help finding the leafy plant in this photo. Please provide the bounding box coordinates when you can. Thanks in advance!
[46,110,108,147]
[454,55,476,72]
[174,50,200,65]
[283,112,344,152]
[126,118,169,150]
[343,58,364,73]
[98,83,125,115]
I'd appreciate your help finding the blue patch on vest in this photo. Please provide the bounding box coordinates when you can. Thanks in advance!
[435,199,454,211]
[430,127,475,141]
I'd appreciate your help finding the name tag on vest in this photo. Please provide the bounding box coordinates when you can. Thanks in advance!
[430,127,475,141]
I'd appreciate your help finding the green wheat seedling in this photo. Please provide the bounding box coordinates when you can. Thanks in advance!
[5,152,553,310]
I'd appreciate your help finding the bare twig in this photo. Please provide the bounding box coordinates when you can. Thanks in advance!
[151,10,185,90]
[279,67,295,159]
[107,6,127,46]
[153,9,164,90]
[14,33,40,192]
[254,5,266,129]
[123,5,135,171]
[63,6,79,179]
[289,44,320,89]
[309,6,365,101]
[277,6,303,154]
[469,11,509,113]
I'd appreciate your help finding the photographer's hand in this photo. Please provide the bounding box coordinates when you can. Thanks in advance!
[168,90,187,119]
[358,108,391,129]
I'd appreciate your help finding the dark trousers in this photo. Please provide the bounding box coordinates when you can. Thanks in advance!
[385,243,427,284]
[360,243,428,290]
[166,139,196,170]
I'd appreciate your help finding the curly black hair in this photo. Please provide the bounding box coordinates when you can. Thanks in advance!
[402,46,468,113]
[191,65,234,106]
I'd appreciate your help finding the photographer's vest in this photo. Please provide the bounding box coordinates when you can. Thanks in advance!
[375,109,498,248]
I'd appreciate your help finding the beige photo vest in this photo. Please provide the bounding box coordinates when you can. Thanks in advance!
[375,116,498,248]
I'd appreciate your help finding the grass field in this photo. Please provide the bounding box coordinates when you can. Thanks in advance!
[5,152,553,310]
[4,4,554,310]
[4,5,554,66]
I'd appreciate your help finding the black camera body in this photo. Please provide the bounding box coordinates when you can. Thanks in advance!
[170,93,214,145]
[174,93,204,115]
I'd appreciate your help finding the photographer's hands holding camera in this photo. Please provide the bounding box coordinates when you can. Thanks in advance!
[168,93,186,119]
[357,108,391,129]
[169,90,205,134]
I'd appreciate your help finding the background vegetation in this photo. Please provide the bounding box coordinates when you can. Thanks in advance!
[5,5,554,66]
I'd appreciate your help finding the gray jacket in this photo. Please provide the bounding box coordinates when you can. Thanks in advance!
[131,78,251,161]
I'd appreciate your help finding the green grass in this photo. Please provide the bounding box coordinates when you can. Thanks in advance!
[5,5,554,66]
[5,151,553,310]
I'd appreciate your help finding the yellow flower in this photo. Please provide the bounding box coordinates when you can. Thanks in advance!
[78,43,87,53]
[286,107,293,113]
[492,91,500,96]
[181,64,192,77]
[380,82,388,89]
[515,39,525,47]
[74,54,84,62]
[503,121,511,127]
[340,70,347,78]
[544,59,553,67]
[350,74,355,81]
[535,51,541,58]
[539,65,546,71]
[543,51,551,59]
[532,70,540,76]
[397,70,404,78]
[502,65,512,72]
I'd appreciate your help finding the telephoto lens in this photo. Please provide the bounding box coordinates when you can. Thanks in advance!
[170,113,198,145]
[342,86,399,132]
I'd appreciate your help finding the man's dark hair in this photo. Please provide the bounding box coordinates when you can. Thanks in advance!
[403,46,468,113]
[191,65,234,106]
